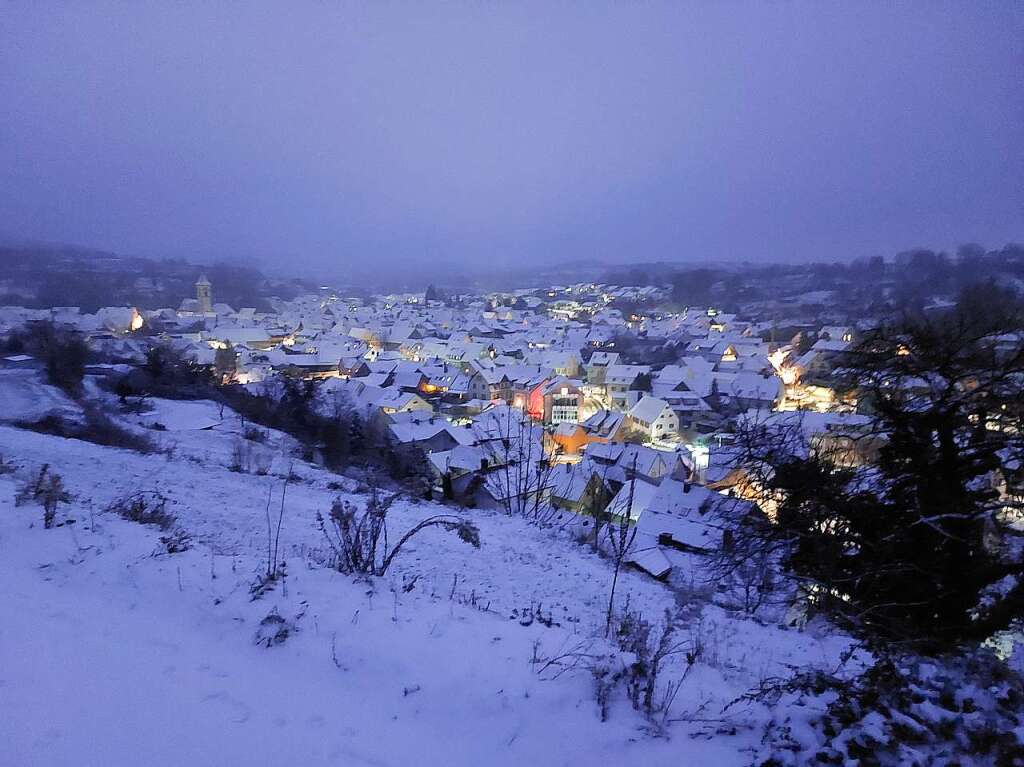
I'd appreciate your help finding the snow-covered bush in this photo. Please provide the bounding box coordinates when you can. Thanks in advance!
[755,650,1024,766]
[243,426,268,443]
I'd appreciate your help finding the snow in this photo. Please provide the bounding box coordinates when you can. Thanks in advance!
[0,398,857,766]
[0,369,80,424]
[134,398,229,431]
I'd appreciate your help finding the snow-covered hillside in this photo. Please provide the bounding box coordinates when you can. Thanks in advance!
[0,391,852,766]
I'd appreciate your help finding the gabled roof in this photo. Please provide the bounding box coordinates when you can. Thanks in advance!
[582,409,626,439]
[549,465,603,504]
[628,395,671,424]
[604,364,650,385]
[607,479,659,521]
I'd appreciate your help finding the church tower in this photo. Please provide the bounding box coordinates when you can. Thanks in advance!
[195,274,213,314]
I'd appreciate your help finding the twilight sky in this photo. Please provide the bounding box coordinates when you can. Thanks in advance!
[0,2,1021,279]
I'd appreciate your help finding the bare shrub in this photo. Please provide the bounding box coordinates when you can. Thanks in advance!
[229,438,250,472]
[609,607,699,727]
[160,528,192,554]
[317,484,480,577]
[108,491,176,530]
[108,490,192,553]
[535,602,699,727]
[15,464,70,528]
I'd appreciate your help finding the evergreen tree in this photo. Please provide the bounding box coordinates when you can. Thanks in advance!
[721,316,1024,654]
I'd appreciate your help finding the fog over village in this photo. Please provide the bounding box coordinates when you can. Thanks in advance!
[1,4,1023,767]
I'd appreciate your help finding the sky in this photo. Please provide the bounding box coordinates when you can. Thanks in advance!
[0,2,1021,280]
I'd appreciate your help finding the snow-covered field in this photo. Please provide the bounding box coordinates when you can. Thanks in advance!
[0,383,853,766]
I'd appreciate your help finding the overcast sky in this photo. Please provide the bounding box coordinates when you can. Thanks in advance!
[1,2,1021,278]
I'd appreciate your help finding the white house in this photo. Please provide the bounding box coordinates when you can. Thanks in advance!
[627,395,679,441]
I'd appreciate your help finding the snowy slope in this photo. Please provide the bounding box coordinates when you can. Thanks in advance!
[0,410,853,766]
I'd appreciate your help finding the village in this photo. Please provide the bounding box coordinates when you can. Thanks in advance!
[0,270,879,584]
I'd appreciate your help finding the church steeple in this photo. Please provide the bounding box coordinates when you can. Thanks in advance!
[195,274,213,314]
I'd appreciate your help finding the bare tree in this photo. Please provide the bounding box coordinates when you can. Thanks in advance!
[265,472,289,580]
[604,460,640,637]
[485,406,558,523]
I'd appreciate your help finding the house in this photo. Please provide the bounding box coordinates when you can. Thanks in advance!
[819,326,855,344]
[427,445,492,502]
[548,464,610,515]
[387,417,467,454]
[720,372,784,412]
[523,376,584,425]
[392,370,429,394]
[205,326,276,351]
[373,389,433,416]
[473,365,513,402]
[585,442,687,486]
[793,338,849,380]
[626,479,748,579]
[447,369,491,401]
[627,396,679,441]
[605,478,659,522]
[537,350,581,378]
[582,409,627,442]
[585,351,621,385]
[604,364,650,410]
[550,422,590,455]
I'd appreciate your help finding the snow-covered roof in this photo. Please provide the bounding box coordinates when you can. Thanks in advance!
[628,395,670,424]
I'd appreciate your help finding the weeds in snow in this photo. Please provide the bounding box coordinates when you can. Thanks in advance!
[107,490,192,553]
[15,464,71,528]
[254,608,295,648]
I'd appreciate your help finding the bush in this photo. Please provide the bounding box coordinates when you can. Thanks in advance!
[229,438,271,474]
[754,651,1024,766]
[317,485,479,577]
[160,528,192,554]
[108,491,192,554]
[108,491,176,530]
[9,321,90,394]
[111,344,215,400]
[600,605,696,724]
[244,426,268,443]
